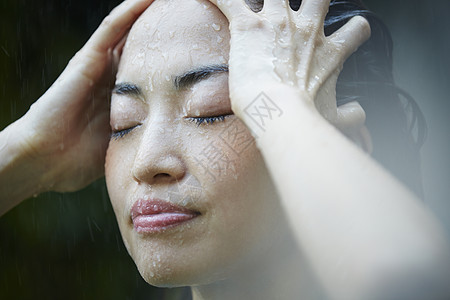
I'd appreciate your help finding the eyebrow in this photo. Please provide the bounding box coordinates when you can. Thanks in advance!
[174,64,228,90]
[113,64,229,97]
[112,82,142,96]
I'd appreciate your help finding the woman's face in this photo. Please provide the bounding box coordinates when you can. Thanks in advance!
[105,0,287,286]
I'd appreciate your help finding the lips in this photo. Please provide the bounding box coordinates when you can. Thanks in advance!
[131,199,200,233]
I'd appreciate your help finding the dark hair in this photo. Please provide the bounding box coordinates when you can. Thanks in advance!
[246,0,426,197]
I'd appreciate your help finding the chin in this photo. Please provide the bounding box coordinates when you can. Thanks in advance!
[135,260,224,288]
[130,239,245,288]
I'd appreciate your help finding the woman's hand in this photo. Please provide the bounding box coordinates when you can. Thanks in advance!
[206,2,450,299]
[0,0,153,204]
[207,0,370,124]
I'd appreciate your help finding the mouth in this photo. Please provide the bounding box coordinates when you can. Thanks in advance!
[131,198,200,234]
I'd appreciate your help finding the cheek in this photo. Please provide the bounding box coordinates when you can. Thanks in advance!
[105,142,134,215]
[189,118,257,183]
[188,118,267,226]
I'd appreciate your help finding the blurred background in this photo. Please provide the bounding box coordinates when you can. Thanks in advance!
[1,0,449,299]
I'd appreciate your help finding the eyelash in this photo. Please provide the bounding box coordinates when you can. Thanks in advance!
[111,115,230,140]
[110,125,139,140]
[187,115,229,126]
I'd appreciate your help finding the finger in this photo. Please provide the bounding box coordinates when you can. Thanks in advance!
[329,16,371,61]
[86,0,154,53]
[298,0,331,26]
[206,0,252,22]
[113,33,129,67]
[336,101,366,131]
[263,0,290,18]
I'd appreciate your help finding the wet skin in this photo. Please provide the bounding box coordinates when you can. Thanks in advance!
[105,0,289,287]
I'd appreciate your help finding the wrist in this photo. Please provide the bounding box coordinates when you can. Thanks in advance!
[0,118,52,212]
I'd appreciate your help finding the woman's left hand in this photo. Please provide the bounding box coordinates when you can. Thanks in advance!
[207,0,370,124]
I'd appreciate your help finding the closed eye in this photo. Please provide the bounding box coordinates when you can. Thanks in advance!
[110,125,140,140]
[187,115,231,126]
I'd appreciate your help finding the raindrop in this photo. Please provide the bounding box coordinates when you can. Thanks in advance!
[212,23,221,31]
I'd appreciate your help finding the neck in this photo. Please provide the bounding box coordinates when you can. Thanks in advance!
[190,234,324,300]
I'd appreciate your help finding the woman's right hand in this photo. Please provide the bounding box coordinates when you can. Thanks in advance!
[1,0,153,197]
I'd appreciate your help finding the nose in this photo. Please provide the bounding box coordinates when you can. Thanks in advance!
[131,126,186,185]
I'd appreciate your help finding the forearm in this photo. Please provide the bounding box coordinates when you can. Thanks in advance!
[0,118,49,216]
[242,86,450,299]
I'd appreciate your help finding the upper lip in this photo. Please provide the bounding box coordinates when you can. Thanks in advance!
[131,198,200,220]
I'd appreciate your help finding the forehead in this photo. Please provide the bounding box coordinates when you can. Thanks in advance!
[118,0,230,85]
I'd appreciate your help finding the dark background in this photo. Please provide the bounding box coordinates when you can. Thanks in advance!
[1,0,449,299]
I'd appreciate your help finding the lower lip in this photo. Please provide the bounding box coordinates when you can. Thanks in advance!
[133,213,197,233]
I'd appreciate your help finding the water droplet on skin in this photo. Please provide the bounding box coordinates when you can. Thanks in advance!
[192,44,199,50]
[186,99,193,111]
[165,75,171,82]
[217,36,223,44]
[314,75,320,81]
[144,23,150,29]
[212,23,221,31]
[169,31,175,38]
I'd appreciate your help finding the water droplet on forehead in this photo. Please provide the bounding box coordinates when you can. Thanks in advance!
[148,80,154,92]
[212,23,221,31]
